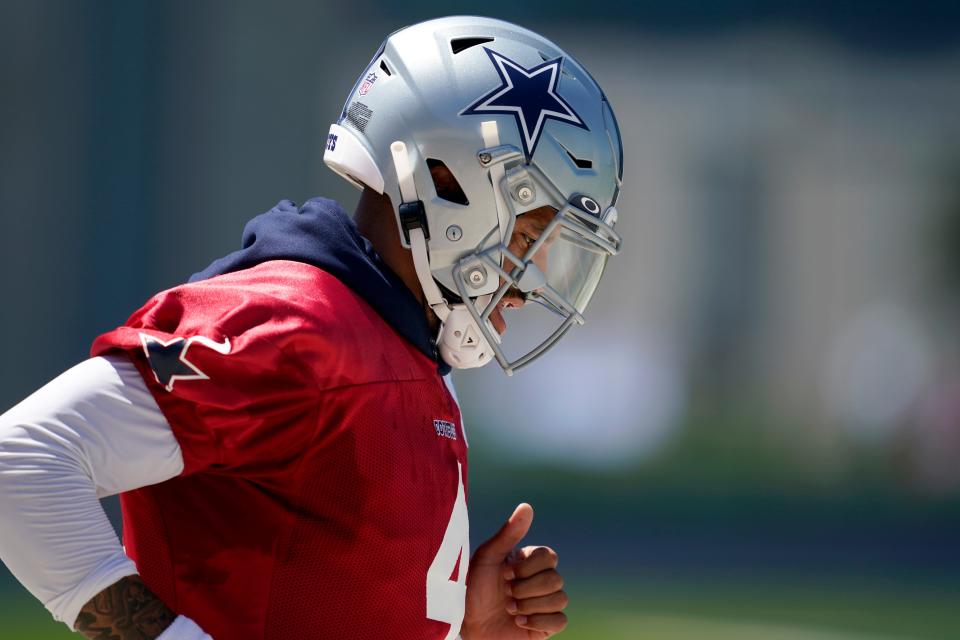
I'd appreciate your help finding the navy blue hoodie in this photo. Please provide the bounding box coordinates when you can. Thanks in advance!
[190,197,449,375]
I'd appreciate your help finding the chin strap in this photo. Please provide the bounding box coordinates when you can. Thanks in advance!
[389,139,496,370]
[389,141,450,323]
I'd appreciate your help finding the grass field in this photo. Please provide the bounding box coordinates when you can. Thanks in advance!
[3,577,958,639]
[560,578,960,640]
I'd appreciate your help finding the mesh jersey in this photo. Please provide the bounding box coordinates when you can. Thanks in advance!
[91,260,469,640]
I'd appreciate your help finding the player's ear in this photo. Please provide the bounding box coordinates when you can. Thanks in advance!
[427,159,469,205]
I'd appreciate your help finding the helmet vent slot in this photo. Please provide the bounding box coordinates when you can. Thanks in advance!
[559,143,593,169]
[451,37,494,54]
[427,158,470,206]
[537,51,574,78]
[379,59,392,76]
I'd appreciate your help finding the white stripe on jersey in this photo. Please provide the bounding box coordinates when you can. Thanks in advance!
[443,373,468,448]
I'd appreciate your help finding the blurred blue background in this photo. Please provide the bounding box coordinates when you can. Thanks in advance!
[2,1,960,638]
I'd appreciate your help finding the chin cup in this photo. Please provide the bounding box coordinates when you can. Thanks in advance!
[437,305,499,369]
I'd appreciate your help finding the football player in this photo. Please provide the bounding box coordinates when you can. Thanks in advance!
[0,16,621,640]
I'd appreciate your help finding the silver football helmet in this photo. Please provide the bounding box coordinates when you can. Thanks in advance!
[324,16,622,375]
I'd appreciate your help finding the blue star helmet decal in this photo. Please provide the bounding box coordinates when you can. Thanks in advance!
[460,48,588,161]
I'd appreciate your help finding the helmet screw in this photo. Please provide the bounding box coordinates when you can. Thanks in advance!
[516,185,534,203]
[446,225,463,241]
[468,267,487,288]
[478,152,492,165]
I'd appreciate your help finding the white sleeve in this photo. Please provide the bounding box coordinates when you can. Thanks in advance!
[0,354,185,628]
[157,614,214,639]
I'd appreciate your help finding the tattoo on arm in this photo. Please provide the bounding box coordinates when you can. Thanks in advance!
[73,575,176,640]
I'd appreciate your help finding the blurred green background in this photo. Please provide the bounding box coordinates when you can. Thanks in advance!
[2,1,960,638]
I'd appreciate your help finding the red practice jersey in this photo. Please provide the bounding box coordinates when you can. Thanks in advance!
[91,260,470,639]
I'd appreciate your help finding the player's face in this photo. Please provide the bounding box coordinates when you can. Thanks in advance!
[429,162,558,336]
[488,205,559,336]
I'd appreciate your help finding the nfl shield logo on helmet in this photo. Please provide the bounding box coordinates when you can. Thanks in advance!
[359,72,377,96]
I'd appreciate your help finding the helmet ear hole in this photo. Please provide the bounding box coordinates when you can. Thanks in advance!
[426,159,470,206]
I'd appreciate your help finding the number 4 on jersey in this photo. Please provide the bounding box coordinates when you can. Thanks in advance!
[426,462,469,640]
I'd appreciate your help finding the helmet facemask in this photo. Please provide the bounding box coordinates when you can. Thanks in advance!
[448,136,621,374]
[392,121,621,375]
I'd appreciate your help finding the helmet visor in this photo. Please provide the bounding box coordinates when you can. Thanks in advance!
[516,194,620,316]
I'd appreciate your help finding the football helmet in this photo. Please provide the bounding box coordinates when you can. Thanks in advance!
[324,16,622,375]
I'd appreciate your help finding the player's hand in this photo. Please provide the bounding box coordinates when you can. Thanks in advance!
[461,503,568,639]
